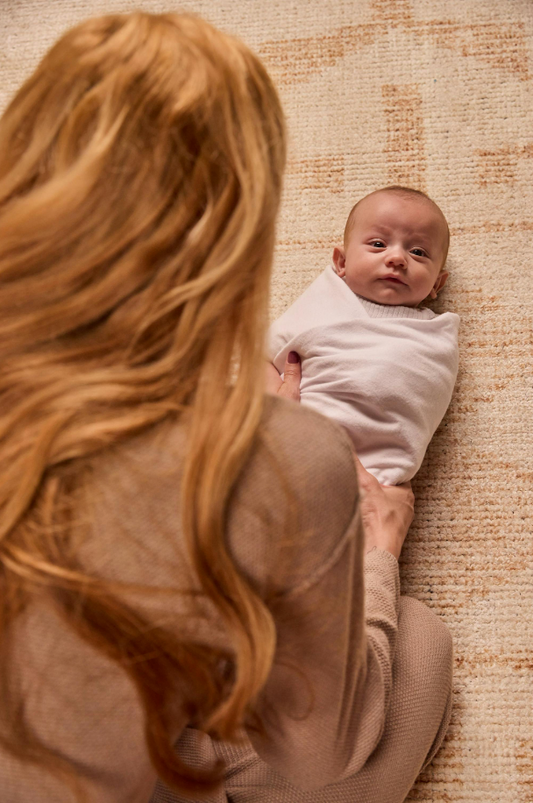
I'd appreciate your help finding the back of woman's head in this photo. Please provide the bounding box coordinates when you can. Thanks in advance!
[0,11,285,369]
[0,12,286,799]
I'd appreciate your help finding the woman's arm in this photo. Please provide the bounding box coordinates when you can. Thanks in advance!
[245,428,403,790]
[245,351,414,789]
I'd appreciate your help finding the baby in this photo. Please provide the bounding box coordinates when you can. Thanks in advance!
[267,185,460,485]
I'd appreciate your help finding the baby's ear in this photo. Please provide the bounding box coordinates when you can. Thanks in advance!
[431,270,449,298]
[332,246,346,277]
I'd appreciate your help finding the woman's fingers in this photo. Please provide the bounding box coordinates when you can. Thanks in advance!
[352,450,378,496]
[352,450,414,501]
[400,481,415,505]
[390,480,415,511]
[276,352,301,401]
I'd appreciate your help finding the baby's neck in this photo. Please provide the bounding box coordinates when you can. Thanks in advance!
[354,292,423,310]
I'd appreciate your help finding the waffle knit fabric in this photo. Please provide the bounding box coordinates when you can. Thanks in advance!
[1,1,532,801]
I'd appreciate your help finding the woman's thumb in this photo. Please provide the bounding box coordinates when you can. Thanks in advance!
[279,351,301,400]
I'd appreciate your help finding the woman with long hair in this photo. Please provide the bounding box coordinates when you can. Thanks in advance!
[0,12,453,803]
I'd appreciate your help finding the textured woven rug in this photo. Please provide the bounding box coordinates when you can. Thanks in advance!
[2,1,532,801]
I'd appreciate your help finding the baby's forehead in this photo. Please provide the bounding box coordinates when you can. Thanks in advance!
[346,191,448,242]
[354,190,436,219]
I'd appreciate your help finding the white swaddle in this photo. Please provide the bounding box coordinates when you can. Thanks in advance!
[268,266,460,484]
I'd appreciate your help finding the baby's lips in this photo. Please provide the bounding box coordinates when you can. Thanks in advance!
[380,276,407,285]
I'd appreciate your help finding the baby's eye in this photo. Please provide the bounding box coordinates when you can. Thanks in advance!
[370,240,385,248]
[411,247,427,257]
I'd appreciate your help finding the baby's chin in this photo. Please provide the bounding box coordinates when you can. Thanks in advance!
[356,284,424,308]
[340,274,430,307]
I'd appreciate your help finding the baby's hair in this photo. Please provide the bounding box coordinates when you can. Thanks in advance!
[343,185,450,268]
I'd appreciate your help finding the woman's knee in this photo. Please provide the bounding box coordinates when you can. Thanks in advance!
[399,595,453,647]
[397,596,454,694]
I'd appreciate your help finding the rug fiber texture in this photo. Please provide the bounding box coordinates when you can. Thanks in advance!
[2,1,532,801]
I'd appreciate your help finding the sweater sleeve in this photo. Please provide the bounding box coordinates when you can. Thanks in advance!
[237,413,401,791]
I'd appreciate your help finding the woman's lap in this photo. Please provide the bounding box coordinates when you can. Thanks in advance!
[150,596,453,803]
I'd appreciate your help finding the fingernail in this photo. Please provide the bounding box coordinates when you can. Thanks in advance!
[288,351,300,363]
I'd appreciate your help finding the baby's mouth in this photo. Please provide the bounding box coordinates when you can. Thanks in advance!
[380,277,406,285]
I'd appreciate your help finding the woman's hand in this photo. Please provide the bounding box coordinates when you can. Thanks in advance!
[264,352,301,401]
[353,453,415,560]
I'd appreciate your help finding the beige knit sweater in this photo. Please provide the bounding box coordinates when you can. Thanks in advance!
[0,395,421,802]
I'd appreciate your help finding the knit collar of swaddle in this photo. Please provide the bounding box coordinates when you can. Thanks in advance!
[328,264,437,321]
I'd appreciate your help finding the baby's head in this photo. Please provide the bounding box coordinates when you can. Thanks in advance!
[332,186,450,307]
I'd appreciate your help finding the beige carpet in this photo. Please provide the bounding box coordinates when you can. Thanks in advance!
[2,1,532,801]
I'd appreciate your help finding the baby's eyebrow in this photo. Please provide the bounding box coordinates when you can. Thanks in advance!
[400,228,435,246]
[363,225,436,246]
[410,234,434,248]
[365,225,392,236]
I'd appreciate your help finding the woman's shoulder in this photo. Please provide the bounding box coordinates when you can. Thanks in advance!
[259,394,357,480]
[225,396,360,596]
[82,395,359,597]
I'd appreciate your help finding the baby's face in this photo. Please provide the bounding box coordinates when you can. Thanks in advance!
[333,192,449,307]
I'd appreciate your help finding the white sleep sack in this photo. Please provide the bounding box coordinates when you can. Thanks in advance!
[267,266,460,484]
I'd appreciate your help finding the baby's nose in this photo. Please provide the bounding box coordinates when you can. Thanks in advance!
[385,249,406,266]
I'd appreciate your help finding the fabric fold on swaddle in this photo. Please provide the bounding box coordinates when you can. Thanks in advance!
[268,266,460,484]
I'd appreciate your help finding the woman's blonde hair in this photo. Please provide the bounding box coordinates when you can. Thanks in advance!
[0,11,286,798]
